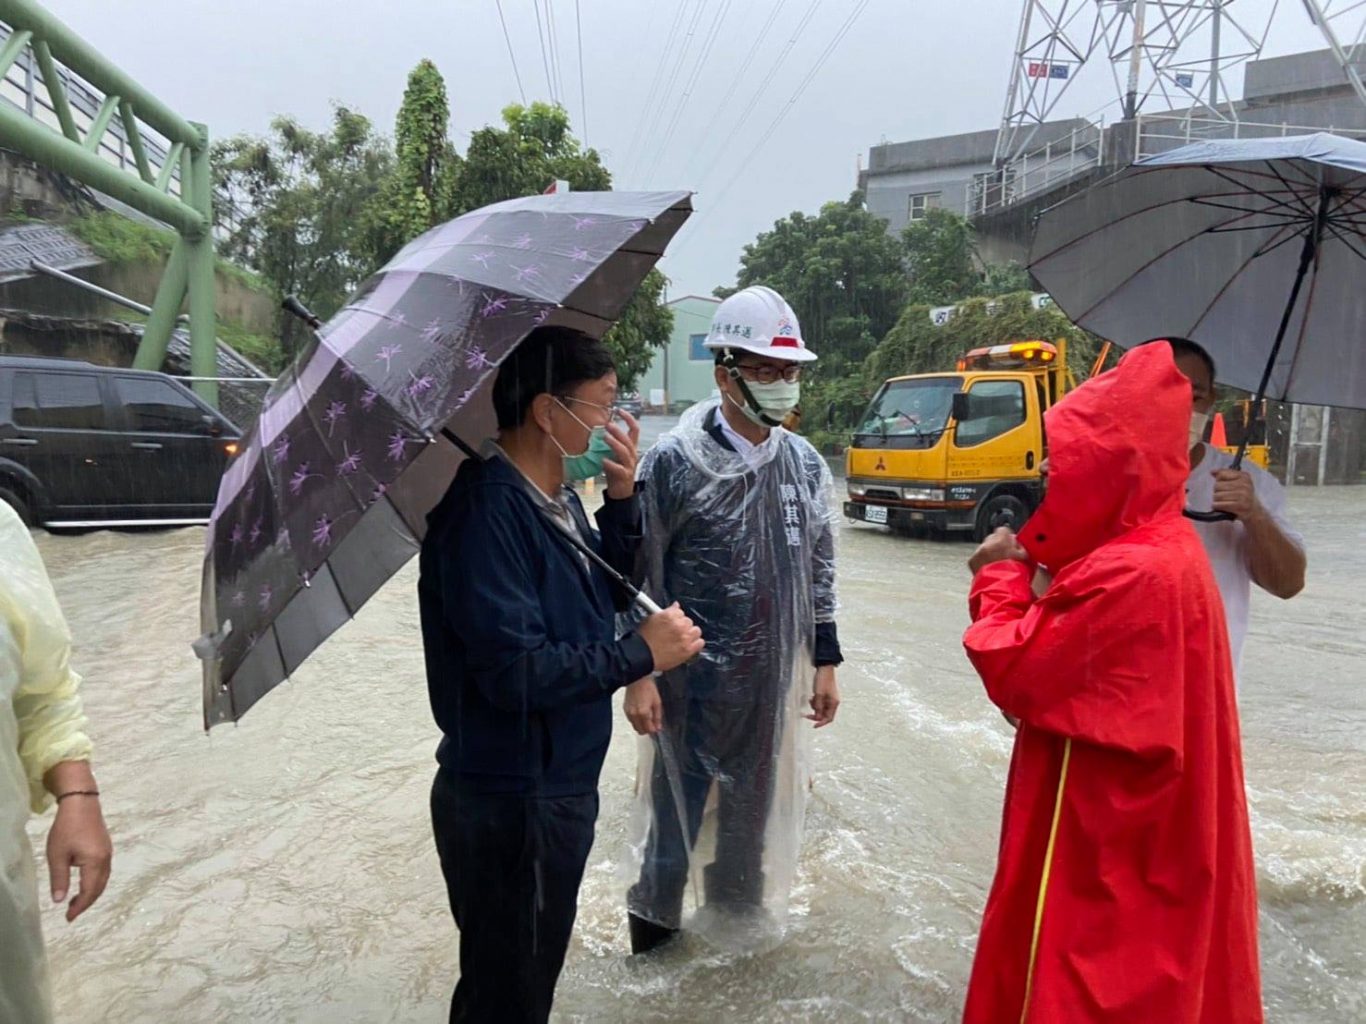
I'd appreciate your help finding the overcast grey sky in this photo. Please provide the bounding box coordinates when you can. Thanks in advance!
[45,1,1330,297]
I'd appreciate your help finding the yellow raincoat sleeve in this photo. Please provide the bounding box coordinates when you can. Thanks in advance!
[0,504,91,814]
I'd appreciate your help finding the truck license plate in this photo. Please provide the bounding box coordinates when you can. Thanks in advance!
[864,505,888,524]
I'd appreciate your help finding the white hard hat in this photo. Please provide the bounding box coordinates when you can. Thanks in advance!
[703,285,817,363]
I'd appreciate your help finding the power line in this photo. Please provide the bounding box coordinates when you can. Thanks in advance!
[717,0,871,204]
[620,0,700,183]
[532,0,557,103]
[546,0,567,107]
[576,0,588,143]
[495,0,528,106]
[684,0,823,189]
[639,0,737,185]
[626,0,710,183]
[683,0,870,247]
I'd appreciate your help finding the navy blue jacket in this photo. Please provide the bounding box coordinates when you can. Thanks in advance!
[419,455,654,796]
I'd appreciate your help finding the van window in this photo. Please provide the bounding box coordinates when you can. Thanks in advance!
[115,377,206,433]
[12,372,108,430]
[955,380,1026,448]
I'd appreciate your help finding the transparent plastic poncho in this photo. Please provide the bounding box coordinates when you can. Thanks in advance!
[622,399,838,948]
[1,502,92,1024]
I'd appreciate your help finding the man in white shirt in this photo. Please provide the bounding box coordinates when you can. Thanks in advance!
[1157,337,1307,671]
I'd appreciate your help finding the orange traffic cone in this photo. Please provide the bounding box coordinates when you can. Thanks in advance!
[1210,412,1228,448]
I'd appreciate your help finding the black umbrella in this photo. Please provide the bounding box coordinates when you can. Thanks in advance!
[196,190,691,727]
[1029,133,1366,519]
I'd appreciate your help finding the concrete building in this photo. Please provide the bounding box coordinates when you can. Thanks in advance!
[863,119,1092,235]
[863,48,1366,258]
[637,294,721,410]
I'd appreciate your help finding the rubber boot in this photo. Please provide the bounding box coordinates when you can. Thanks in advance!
[628,912,679,955]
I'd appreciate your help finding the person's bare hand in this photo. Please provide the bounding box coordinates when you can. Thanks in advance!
[968,527,1029,575]
[47,796,112,923]
[638,603,704,673]
[624,677,663,735]
[602,410,641,500]
[1211,469,1261,522]
[806,666,840,728]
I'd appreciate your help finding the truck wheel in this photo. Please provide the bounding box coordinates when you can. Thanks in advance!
[974,494,1029,542]
[0,485,33,526]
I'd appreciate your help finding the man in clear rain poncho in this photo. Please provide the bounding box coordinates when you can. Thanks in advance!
[622,286,842,954]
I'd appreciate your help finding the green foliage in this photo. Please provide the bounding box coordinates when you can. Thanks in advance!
[69,211,174,263]
[451,102,610,213]
[213,319,289,374]
[364,59,463,266]
[867,292,1098,386]
[214,75,667,384]
[213,105,394,357]
[720,191,909,376]
[902,207,984,305]
[982,260,1032,296]
[602,268,672,393]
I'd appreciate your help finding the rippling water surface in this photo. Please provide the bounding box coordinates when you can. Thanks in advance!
[27,478,1366,1023]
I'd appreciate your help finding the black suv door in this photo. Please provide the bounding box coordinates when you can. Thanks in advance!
[109,374,235,517]
[6,368,122,520]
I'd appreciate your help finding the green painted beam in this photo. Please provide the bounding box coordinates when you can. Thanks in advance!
[0,0,200,148]
[185,126,217,405]
[83,91,117,152]
[0,101,204,233]
[119,98,154,184]
[133,235,186,371]
[0,27,31,80]
[31,38,76,142]
[155,140,182,192]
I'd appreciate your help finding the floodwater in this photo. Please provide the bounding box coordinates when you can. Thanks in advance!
[25,445,1366,1022]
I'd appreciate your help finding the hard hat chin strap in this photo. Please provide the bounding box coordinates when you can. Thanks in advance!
[721,349,784,428]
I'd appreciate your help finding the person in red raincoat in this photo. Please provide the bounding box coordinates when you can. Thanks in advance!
[960,342,1262,1023]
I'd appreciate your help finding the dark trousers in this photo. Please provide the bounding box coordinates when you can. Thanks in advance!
[627,695,779,929]
[430,770,598,1024]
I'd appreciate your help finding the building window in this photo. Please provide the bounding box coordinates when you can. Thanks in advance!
[688,333,710,361]
[908,192,941,221]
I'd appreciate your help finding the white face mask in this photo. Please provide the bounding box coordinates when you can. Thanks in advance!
[1189,410,1210,447]
[730,379,801,427]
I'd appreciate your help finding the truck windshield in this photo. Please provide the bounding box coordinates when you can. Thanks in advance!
[856,377,961,443]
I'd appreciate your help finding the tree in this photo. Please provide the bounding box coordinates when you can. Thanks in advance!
[451,102,610,213]
[213,106,393,356]
[449,102,667,390]
[601,268,672,393]
[902,208,984,305]
[364,60,462,266]
[720,191,909,376]
[867,291,1098,386]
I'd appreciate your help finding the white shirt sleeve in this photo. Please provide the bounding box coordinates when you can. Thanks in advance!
[1247,464,1305,551]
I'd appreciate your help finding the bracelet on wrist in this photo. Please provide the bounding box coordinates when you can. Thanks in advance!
[56,789,100,802]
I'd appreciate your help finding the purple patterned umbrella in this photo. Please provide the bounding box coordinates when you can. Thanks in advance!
[195,190,692,727]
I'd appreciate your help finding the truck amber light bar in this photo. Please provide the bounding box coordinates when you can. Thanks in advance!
[958,340,1059,370]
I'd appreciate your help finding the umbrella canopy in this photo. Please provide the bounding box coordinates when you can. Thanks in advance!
[1029,133,1366,410]
[197,190,692,728]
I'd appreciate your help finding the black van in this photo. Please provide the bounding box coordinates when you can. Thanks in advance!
[0,356,241,528]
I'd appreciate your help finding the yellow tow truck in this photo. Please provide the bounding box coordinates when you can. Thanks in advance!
[843,339,1072,540]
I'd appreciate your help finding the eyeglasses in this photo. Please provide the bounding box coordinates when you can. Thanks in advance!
[558,396,617,426]
[734,362,802,384]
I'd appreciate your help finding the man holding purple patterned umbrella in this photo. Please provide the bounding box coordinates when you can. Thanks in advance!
[419,326,703,1024]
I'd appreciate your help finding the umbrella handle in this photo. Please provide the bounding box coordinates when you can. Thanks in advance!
[282,295,323,330]
[1183,508,1236,523]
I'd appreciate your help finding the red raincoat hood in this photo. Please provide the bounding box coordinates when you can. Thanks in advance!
[1020,342,1191,570]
